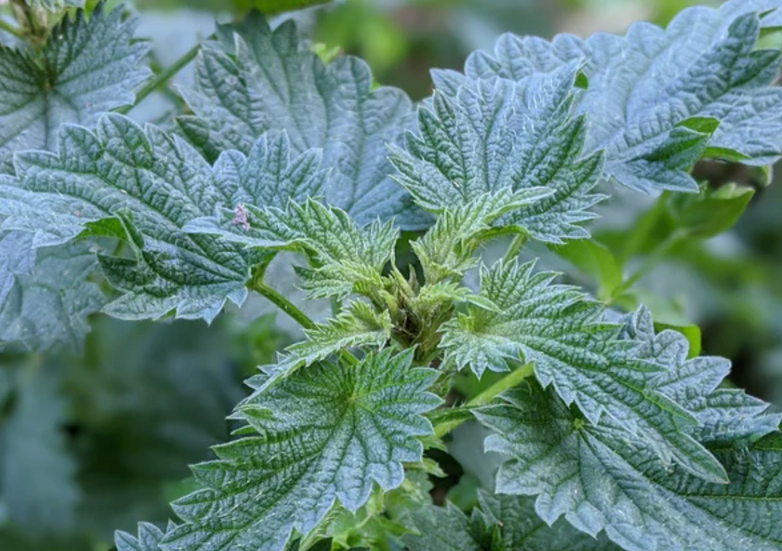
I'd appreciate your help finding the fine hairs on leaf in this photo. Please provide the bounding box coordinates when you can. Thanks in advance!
[0,2,781,551]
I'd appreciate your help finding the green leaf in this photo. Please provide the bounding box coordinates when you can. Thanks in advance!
[0,242,104,351]
[187,199,397,301]
[0,362,79,533]
[667,183,755,239]
[179,12,423,227]
[441,260,729,483]
[0,118,327,322]
[623,307,781,445]
[162,349,441,551]
[551,238,622,300]
[391,65,604,244]
[445,3,782,193]
[115,522,167,551]
[261,300,392,386]
[0,4,150,170]
[411,188,552,284]
[404,492,616,551]
[476,381,782,551]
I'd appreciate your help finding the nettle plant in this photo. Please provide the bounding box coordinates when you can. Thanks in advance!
[2,0,782,550]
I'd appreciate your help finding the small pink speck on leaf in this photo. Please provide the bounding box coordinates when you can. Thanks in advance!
[232,204,250,231]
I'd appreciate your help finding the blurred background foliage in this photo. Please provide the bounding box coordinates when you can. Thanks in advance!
[1,0,781,549]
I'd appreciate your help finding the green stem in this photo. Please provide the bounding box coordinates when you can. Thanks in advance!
[433,363,534,438]
[0,18,24,39]
[611,229,689,301]
[116,42,202,115]
[250,280,316,331]
[248,277,359,366]
[503,233,529,263]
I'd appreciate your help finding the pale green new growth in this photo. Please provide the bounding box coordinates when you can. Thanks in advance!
[391,64,605,243]
[163,349,440,551]
[440,1,782,193]
[0,5,150,170]
[24,0,85,10]
[187,199,397,301]
[412,188,552,283]
[263,300,392,385]
[179,12,423,227]
[441,260,728,483]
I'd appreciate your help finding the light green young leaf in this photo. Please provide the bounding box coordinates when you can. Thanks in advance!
[476,382,782,551]
[0,117,326,322]
[443,2,782,193]
[187,199,397,300]
[0,242,104,351]
[441,260,728,483]
[265,300,392,383]
[163,349,440,551]
[0,4,150,170]
[179,12,422,227]
[391,65,604,244]
[412,188,552,283]
[0,363,79,533]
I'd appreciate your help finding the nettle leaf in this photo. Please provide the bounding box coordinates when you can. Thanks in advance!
[0,4,150,170]
[115,523,167,551]
[405,492,617,551]
[412,188,553,283]
[163,349,440,551]
[0,118,328,322]
[179,12,423,227]
[444,2,782,193]
[476,381,782,551]
[0,363,79,533]
[623,307,782,445]
[0,242,104,351]
[270,300,392,379]
[187,199,397,301]
[391,64,604,244]
[441,260,728,484]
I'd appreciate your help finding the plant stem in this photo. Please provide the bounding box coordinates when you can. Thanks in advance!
[433,363,533,438]
[503,233,529,263]
[610,229,689,301]
[250,280,316,331]
[248,278,359,366]
[0,18,24,39]
[117,42,202,115]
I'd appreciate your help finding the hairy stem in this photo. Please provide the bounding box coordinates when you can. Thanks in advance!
[433,363,534,438]
[250,279,316,331]
[611,228,689,301]
[117,42,202,115]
